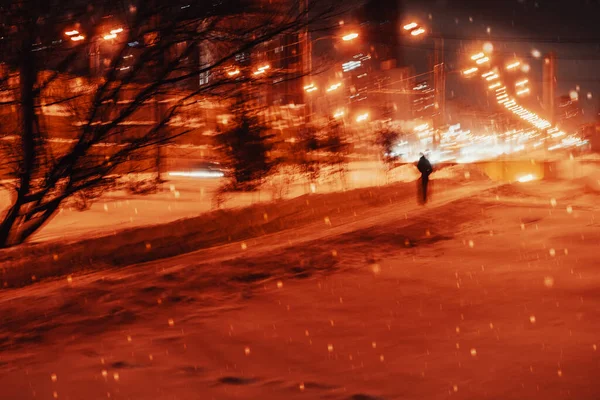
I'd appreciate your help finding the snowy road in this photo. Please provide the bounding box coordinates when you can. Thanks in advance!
[1,179,599,399]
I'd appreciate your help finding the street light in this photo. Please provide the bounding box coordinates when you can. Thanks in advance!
[253,64,270,75]
[515,79,529,87]
[506,61,521,70]
[304,83,317,93]
[462,67,478,76]
[326,82,342,92]
[356,112,369,122]
[410,27,426,36]
[342,32,359,41]
[403,22,418,31]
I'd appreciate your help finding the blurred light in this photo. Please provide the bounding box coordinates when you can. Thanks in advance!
[253,65,270,75]
[476,56,490,65]
[342,32,358,41]
[103,33,117,40]
[587,92,593,100]
[485,74,499,81]
[483,42,494,53]
[506,61,520,70]
[304,83,317,92]
[326,83,342,92]
[462,67,478,75]
[71,35,85,41]
[471,52,485,60]
[515,79,529,87]
[569,90,578,100]
[342,60,361,72]
[110,27,124,34]
[488,82,501,89]
[169,171,224,178]
[356,112,369,122]
[411,28,426,36]
[517,88,530,96]
[486,26,492,34]
[521,63,531,73]
[333,110,345,119]
[227,69,240,77]
[65,30,79,36]
[531,49,542,58]
[403,22,418,30]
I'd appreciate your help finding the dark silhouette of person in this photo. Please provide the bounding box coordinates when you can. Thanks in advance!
[417,153,433,203]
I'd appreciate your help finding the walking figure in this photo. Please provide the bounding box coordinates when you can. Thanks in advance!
[417,153,433,204]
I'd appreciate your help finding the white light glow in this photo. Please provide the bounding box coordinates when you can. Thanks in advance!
[517,174,537,183]
[356,113,369,122]
[476,57,490,65]
[342,32,358,41]
[411,28,426,36]
[169,171,224,178]
[403,22,418,30]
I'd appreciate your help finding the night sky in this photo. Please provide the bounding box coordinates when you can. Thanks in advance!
[402,0,600,121]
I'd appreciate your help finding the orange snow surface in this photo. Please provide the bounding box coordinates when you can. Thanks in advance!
[1,177,600,399]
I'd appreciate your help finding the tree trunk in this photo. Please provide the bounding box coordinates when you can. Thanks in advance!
[0,26,37,247]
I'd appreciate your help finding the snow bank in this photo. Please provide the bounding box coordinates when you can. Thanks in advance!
[431,164,491,182]
[1,179,455,287]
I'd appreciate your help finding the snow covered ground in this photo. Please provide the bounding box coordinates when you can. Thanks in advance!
[0,161,420,243]
[1,173,599,399]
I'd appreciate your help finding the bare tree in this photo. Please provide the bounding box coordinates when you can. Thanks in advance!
[0,0,346,247]
[374,126,401,171]
[216,108,276,191]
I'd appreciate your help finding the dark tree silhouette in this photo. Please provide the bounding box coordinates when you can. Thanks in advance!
[216,111,275,191]
[0,0,346,247]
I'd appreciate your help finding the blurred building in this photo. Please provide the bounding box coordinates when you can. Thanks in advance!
[556,94,582,132]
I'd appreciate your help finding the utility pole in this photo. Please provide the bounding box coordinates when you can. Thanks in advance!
[301,0,312,123]
[543,52,556,151]
[432,37,445,150]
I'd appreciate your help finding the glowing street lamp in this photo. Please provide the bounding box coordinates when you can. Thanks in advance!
[326,83,342,92]
[304,83,317,93]
[515,79,529,87]
[471,52,485,61]
[463,67,478,76]
[253,64,270,75]
[333,110,345,119]
[506,61,521,70]
[410,27,426,36]
[356,112,369,122]
[342,32,359,41]
[403,22,418,31]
